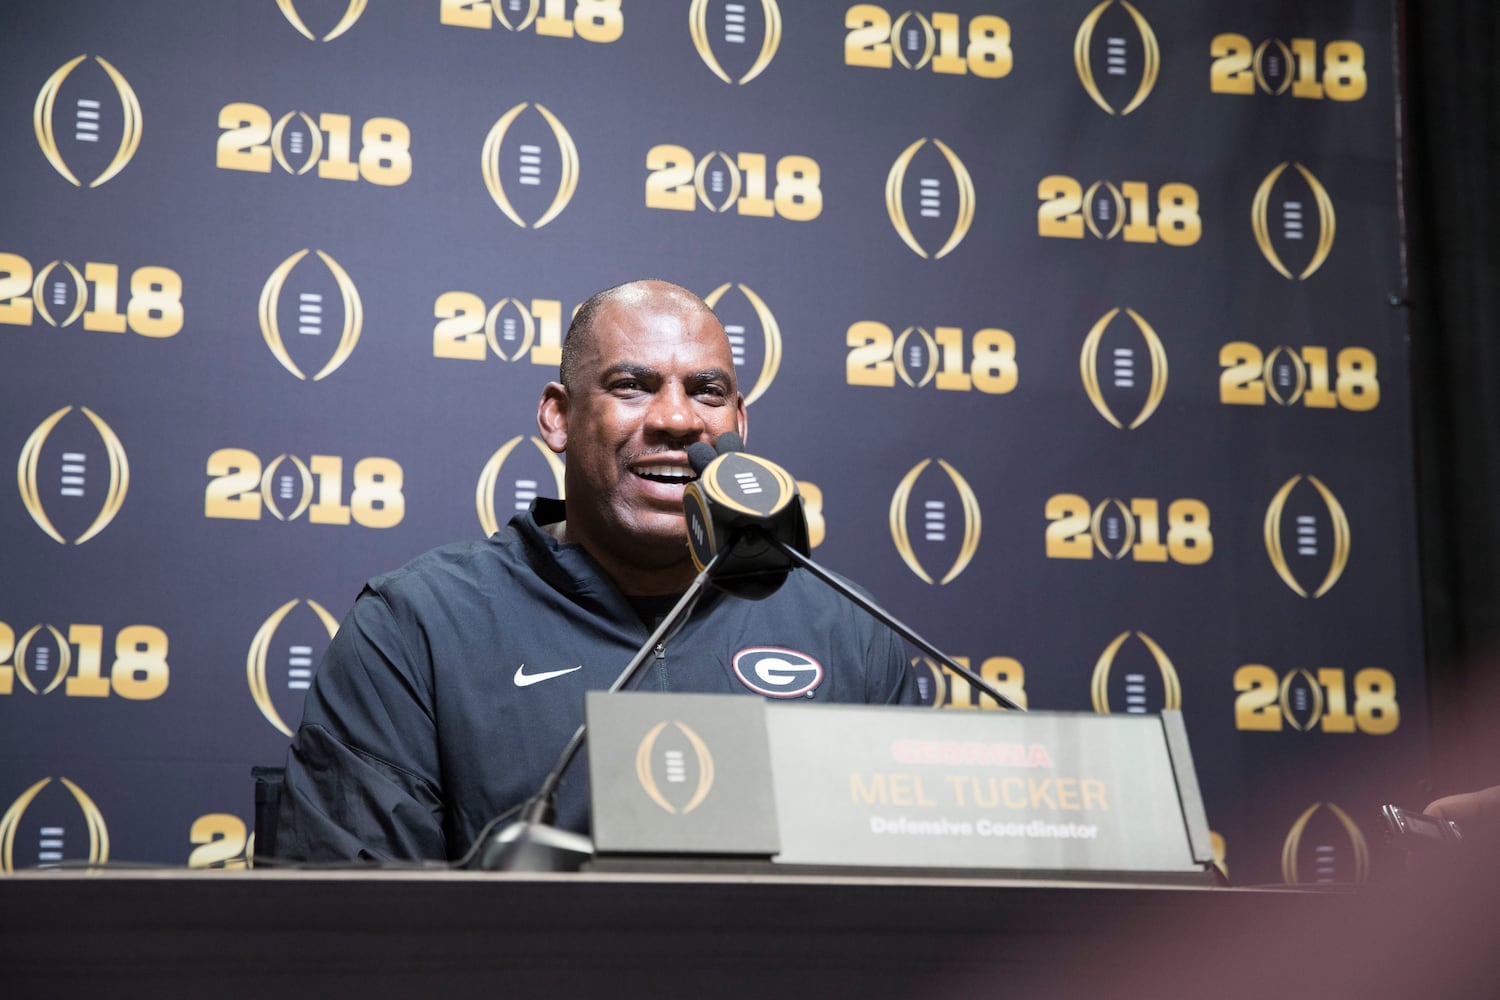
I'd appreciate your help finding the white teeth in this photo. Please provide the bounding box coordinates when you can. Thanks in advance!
[633,465,694,480]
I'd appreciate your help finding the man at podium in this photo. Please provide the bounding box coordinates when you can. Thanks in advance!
[276,279,921,862]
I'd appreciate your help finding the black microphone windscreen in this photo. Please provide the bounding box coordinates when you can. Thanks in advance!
[714,431,744,456]
[687,442,718,475]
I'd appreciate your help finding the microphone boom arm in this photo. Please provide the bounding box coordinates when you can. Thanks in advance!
[766,532,1024,712]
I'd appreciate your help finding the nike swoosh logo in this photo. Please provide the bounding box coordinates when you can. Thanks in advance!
[513,663,584,687]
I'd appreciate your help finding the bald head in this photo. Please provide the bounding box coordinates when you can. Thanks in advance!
[559,280,722,394]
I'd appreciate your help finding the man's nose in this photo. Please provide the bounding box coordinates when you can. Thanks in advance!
[645,382,706,440]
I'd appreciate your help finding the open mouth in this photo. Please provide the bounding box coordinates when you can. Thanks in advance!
[631,463,697,486]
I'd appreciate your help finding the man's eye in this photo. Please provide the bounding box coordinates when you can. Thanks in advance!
[697,384,727,399]
[611,379,641,392]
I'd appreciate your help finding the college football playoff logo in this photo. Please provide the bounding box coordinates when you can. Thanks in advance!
[1080,307,1168,429]
[886,139,975,259]
[18,405,129,545]
[889,459,981,585]
[1278,669,1326,731]
[1282,802,1369,884]
[634,720,715,814]
[1264,474,1350,598]
[1074,1,1160,115]
[481,102,579,229]
[247,598,341,737]
[1091,630,1182,713]
[34,55,142,187]
[8,625,69,696]
[0,777,109,872]
[1252,163,1335,280]
[690,0,782,84]
[258,249,363,380]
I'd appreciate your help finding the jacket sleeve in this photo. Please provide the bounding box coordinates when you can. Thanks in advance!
[276,586,448,862]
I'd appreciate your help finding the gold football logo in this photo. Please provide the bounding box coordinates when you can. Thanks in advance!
[258,455,313,521]
[481,103,580,229]
[694,152,744,212]
[1091,630,1182,713]
[1264,474,1350,598]
[634,720,715,815]
[891,329,941,388]
[476,435,567,536]
[1091,499,1135,559]
[276,0,367,41]
[9,625,71,696]
[0,777,109,873]
[247,599,341,737]
[1086,182,1126,240]
[690,0,782,84]
[29,260,85,327]
[1247,40,1301,96]
[483,299,545,362]
[885,139,975,259]
[890,12,938,70]
[702,282,782,406]
[269,111,322,174]
[1074,1,1159,115]
[258,249,363,380]
[1263,346,1307,406]
[1278,669,1325,731]
[889,459,981,585]
[1282,802,1369,884]
[1252,163,1336,280]
[18,405,129,545]
[34,55,142,187]
[1080,307,1168,429]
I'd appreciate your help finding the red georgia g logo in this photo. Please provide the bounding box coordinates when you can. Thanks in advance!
[732,647,823,698]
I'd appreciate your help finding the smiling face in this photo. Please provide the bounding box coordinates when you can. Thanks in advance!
[537,281,747,594]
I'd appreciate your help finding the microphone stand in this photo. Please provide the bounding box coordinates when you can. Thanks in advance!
[461,551,724,872]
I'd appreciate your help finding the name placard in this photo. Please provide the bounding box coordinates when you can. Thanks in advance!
[587,693,1213,878]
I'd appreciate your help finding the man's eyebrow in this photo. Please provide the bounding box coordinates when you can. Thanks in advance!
[689,368,735,386]
[600,363,660,382]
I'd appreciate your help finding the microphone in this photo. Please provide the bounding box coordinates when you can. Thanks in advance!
[683,432,809,600]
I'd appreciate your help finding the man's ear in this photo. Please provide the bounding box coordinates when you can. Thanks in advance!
[537,382,569,454]
[735,392,748,444]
